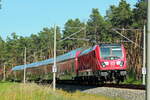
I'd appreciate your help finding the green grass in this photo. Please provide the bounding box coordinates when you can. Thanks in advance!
[120,68,142,85]
[122,76,142,85]
[122,70,142,85]
[0,82,124,100]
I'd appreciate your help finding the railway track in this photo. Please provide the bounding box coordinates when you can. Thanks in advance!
[57,80,145,90]
[102,83,145,90]
[11,79,145,90]
[32,79,146,90]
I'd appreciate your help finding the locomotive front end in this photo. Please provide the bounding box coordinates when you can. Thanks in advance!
[99,44,127,83]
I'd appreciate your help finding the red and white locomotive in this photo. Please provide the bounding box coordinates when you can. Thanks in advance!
[57,44,127,83]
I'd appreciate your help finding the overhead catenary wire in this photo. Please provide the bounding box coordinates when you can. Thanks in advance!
[59,27,85,42]
[112,28,143,49]
[11,26,142,67]
[68,37,132,43]
[13,27,142,68]
[113,28,142,31]
[68,37,90,41]
[11,26,86,71]
[19,27,86,62]
[12,26,143,70]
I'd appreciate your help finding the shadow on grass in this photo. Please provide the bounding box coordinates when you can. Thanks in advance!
[56,84,99,93]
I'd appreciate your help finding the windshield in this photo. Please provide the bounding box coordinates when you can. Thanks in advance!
[100,46,122,60]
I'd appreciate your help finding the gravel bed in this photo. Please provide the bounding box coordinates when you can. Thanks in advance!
[83,87,145,100]
[57,84,146,100]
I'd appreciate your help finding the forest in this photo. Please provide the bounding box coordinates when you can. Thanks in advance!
[0,0,147,80]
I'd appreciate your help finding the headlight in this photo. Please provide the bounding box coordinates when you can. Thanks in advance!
[116,61,121,65]
[120,61,124,67]
[116,61,124,67]
[101,62,106,68]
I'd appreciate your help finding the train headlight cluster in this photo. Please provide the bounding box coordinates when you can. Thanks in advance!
[101,61,124,68]
[101,62,109,68]
[116,61,121,65]
[116,61,124,67]
[101,62,106,68]
[120,61,124,67]
[104,62,109,65]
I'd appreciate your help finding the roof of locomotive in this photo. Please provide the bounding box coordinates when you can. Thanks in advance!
[12,48,82,71]
[78,44,122,56]
[99,44,122,47]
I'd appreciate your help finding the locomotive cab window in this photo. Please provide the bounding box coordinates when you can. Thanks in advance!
[100,44,123,60]
[112,47,122,58]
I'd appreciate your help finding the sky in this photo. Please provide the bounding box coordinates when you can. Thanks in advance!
[0,0,137,40]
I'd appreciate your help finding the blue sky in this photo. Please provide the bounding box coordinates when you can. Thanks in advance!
[0,0,137,40]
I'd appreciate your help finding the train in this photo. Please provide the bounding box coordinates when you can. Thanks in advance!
[11,44,127,84]
[57,44,127,83]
